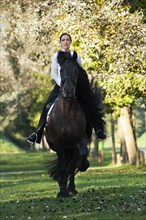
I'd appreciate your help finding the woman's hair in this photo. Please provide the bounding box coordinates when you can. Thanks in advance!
[60,33,72,42]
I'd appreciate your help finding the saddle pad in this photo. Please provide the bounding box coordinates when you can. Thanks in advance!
[46,103,55,121]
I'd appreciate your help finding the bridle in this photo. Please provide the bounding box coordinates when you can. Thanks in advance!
[61,76,76,87]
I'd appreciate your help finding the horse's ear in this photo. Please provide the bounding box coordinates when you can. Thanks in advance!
[73,51,78,61]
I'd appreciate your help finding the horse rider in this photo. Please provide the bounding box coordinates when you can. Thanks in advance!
[27,33,106,148]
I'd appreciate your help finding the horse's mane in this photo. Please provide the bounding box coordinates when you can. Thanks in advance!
[76,65,105,138]
[57,50,105,139]
[57,50,77,65]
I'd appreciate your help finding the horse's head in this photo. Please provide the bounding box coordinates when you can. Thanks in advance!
[58,51,79,99]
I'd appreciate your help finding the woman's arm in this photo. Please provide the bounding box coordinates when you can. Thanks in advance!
[77,54,82,66]
[51,52,61,86]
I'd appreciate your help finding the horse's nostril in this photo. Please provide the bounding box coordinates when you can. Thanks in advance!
[62,90,74,99]
[62,90,67,97]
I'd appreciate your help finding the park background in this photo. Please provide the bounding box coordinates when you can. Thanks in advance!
[0,0,146,219]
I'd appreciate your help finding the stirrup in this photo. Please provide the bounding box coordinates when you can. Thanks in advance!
[27,133,38,145]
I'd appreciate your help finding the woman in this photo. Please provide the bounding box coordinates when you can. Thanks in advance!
[27,33,106,144]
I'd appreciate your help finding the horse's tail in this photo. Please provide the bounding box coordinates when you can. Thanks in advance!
[46,158,60,181]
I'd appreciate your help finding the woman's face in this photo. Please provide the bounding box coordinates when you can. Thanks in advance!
[60,35,71,51]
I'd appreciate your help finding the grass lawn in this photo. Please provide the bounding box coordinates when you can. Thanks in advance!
[0,152,146,220]
[0,133,24,154]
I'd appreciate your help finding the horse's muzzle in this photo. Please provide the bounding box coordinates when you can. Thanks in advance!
[62,92,75,100]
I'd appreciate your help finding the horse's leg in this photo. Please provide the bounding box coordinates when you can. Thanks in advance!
[68,169,78,195]
[57,150,69,198]
[67,148,79,195]
[77,138,90,172]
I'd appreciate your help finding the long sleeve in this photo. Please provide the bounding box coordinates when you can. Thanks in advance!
[51,52,61,86]
[51,51,82,86]
[77,54,82,66]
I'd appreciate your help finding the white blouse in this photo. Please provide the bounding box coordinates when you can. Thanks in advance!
[51,50,82,86]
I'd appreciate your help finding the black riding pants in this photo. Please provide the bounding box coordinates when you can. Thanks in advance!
[46,84,60,105]
[36,84,59,142]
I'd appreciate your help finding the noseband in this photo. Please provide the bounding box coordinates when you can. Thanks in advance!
[62,76,76,86]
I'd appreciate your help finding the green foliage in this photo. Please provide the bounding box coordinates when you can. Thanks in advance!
[25,72,53,128]
[127,0,146,18]
[104,72,145,112]
[1,0,145,145]
[1,71,53,145]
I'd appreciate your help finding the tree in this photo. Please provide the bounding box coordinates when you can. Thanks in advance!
[1,0,55,141]
[1,0,145,160]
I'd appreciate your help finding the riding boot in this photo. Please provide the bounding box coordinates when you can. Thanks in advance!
[96,129,106,140]
[27,102,53,144]
[36,102,54,143]
[27,84,60,144]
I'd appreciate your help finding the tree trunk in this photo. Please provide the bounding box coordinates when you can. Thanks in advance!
[118,117,128,163]
[90,133,104,163]
[120,107,137,164]
[91,132,99,162]
[110,113,117,164]
[129,106,141,165]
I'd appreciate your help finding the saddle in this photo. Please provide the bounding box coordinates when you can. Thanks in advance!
[46,102,55,122]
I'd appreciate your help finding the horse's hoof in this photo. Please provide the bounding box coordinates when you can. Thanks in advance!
[57,191,69,198]
[68,189,78,196]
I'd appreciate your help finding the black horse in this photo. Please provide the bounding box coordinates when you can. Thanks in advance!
[46,51,105,198]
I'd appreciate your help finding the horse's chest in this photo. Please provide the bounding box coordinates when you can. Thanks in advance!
[57,122,84,145]
[55,110,85,138]
[47,101,86,146]
[60,111,84,126]
[57,115,77,131]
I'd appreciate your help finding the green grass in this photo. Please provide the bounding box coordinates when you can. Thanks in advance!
[0,133,24,154]
[0,152,146,220]
[0,152,55,172]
